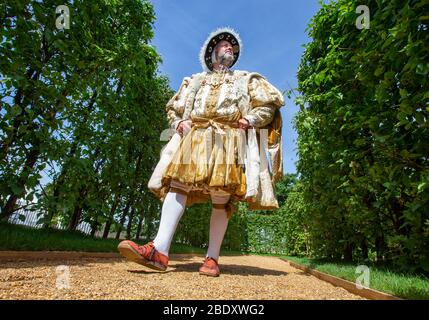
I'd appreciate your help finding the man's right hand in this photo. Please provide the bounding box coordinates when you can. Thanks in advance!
[176,119,193,136]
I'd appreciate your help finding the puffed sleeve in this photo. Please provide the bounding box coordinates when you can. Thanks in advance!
[244,75,284,128]
[165,77,191,130]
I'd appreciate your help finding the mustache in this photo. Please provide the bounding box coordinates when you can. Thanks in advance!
[219,52,234,65]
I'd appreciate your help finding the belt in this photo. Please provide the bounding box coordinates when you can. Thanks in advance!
[191,116,240,135]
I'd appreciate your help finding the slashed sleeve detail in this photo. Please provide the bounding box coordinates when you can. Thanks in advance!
[165,77,191,130]
[244,75,285,128]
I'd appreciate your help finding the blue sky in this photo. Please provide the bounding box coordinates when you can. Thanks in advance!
[150,0,323,174]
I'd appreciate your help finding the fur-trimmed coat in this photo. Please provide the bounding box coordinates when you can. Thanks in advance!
[148,70,284,212]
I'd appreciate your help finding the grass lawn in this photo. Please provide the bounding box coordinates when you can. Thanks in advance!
[282,255,429,300]
[1,222,427,299]
[0,222,205,254]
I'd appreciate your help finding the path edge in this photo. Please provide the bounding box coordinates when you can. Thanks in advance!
[280,258,403,300]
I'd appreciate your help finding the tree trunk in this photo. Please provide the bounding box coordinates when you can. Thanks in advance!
[1,142,40,219]
[69,206,83,231]
[375,234,386,262]
[115,151,143,239]
[135,208,145,241]
[90,217,99,237]
[68,187,88,231]
[361,239,368,260]
[115,199,132,240]
[102,194,121,238]
[126,207,136,239]
[44,172,66,228]
[343,242,354,262]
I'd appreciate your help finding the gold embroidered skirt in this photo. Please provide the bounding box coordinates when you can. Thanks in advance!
[162,116,247,198]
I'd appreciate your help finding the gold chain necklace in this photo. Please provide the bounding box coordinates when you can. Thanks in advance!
[208,70,229,89]
[205,71,229,116]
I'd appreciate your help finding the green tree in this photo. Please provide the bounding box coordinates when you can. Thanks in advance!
[1,1,173,240]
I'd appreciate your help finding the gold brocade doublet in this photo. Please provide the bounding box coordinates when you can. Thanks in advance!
[163,71,247,200]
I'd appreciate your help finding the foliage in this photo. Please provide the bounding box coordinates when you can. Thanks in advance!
[0,0,173,239]
[293,0,429,271]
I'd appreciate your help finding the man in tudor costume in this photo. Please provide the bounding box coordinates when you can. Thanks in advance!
[118,28,284,277]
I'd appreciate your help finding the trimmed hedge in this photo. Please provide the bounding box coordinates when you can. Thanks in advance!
[293,0,429,272]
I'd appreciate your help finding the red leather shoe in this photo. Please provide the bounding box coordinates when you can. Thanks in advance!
[199,257,220,277]
[117,240,168,271]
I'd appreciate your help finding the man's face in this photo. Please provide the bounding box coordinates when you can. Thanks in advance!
[216,40,233,57]
[215,40,234,66]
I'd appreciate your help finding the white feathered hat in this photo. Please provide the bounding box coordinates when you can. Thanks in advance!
[199,27,242,72]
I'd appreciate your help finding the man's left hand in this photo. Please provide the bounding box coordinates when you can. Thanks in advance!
[238,118,251,130]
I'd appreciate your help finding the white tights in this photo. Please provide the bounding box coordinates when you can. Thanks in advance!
[153,180,230,260]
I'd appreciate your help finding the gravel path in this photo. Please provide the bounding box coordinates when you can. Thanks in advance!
[0,254,365,300]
